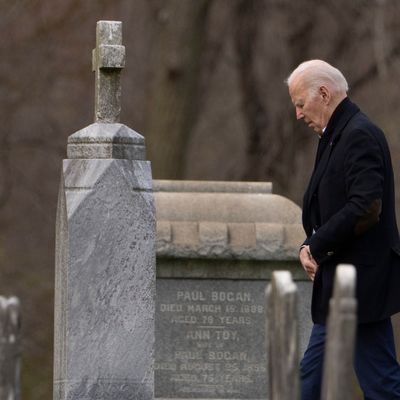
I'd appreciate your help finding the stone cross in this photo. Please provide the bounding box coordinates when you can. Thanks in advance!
[0,296,21,400]
[321,264,357,400]
[92,20,125,123]
[266,271,299,400]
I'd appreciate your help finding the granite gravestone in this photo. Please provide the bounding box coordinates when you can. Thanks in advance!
[321,264,357,400]
[0,296,20,400]
[266,271,299,400]
[54,21,155,400]
[153,180,312,399]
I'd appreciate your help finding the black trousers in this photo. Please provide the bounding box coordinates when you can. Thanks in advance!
[300,319,400,399]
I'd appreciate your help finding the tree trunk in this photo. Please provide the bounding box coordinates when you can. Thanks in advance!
[145,0,210,179]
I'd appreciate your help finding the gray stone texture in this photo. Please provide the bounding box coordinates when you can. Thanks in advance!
[153,180,272,194]
[321,264,357,400]
[54,142,155,400]
[0,296,21,400]
[266,271,299,400]
[155,278,310,399]
[153,180,312,399]
[92,21,125,123]
[154,180,304,260]
[54,20,155,400]
[67,123,146,160]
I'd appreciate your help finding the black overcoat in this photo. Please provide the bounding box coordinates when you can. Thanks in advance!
[303,97,400,324]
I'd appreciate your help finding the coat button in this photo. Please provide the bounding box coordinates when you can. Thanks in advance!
[327,251,334,256]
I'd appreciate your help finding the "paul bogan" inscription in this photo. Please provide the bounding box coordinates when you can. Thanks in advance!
[155,281,267,398]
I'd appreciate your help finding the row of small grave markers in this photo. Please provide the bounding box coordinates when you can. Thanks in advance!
[267,264,357,400]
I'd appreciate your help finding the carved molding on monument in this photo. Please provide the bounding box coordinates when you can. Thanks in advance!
[154,180,303,260]
[67,123,146,160]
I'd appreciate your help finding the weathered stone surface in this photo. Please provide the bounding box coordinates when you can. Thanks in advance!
[156,258,307,280]
[153,180,272,194]
[266,271,299,400]
[155,274,311,399]
[321,264,357,400]
[154,179,312,399]
[67,123,146,160]
[154,180,303,260]
[92,21,125,123]
[155,280,266,399]
[54,159,155,400]
[0,296,21,400]
[54,20,155,400]
[154,181,298,223]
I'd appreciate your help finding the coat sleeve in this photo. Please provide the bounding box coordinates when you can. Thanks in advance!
[308,128,384,264]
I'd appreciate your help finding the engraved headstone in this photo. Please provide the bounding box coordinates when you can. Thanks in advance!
[266,271,299,400]
[153,180,312,399]
[0,296,20,400]
[156,280,269,398]
[54,21,155,400]
[321,264,357,400]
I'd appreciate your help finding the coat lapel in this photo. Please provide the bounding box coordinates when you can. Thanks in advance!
[307,140,334,205]
[305,99,360,211]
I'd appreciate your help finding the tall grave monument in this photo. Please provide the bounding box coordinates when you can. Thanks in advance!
[54,21,155,400]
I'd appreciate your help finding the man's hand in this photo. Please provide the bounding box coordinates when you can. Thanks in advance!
[299,245,319,281]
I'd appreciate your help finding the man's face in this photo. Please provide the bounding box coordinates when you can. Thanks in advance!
[289,78,330,135]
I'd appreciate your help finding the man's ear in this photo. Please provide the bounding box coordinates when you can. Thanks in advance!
[319,85,331,103]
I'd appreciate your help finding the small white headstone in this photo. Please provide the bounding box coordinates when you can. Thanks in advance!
[321,264,357,400]
[0,296,21,400]
[266,271,299,400]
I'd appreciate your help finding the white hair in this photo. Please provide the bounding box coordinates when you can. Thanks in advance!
[286,59,348,95]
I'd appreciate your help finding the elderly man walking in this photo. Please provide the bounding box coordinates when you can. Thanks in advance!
[287,60,400,399]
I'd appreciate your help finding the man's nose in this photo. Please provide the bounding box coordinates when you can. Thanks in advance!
[296,109,304,120]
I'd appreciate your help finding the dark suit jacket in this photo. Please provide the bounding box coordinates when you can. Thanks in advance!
[302,97,400,324]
